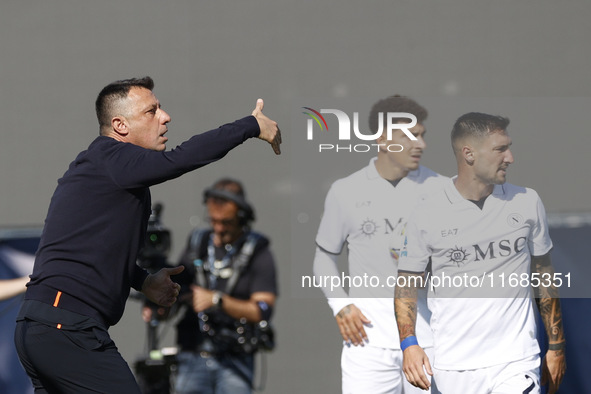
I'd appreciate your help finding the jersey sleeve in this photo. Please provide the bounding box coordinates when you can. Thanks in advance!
[315,182,348,254]
[529,190,553,257]
[312,245,351,315]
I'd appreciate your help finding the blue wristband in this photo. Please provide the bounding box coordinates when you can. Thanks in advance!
[400,336,419,351]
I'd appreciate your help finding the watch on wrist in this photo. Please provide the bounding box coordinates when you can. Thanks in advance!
[211,291,224,310]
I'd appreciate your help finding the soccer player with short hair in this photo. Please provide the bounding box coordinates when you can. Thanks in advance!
[313,96,447,393]
[394,112,566,394]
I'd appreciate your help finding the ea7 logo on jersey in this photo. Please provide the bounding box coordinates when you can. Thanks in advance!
[356,200,371,208]
[441,228,458,237]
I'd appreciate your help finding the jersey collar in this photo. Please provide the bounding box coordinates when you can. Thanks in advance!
[366,157,423,181]
[445,176,507,205]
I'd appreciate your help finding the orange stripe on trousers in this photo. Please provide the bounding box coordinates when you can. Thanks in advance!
[53,291,62,307]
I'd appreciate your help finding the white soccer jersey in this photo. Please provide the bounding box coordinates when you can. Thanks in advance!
[316,158,447,349]
[399,177,553,370]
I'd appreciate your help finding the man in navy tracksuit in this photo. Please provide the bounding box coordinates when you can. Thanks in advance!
[14,76,281,393]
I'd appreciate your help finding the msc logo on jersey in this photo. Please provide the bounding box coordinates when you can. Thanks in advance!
[447,246,470,266]
[446,236,528,264]
[358,217,406,238]
[473,237,527,261]
[360,218,378,238]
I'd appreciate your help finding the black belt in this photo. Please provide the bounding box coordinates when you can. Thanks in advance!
[17,299,107,331]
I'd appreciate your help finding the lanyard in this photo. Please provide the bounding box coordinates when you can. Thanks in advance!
[205,233,242,289]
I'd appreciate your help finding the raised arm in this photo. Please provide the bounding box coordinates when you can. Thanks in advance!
[531,253,566,394]
[108,99,281,189]
[394,271,432,390]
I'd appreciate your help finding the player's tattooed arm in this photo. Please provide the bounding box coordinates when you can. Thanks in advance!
[531,253,566,394]
[395,270,433,390]
[531,253,565,347]
[394,271,420,340]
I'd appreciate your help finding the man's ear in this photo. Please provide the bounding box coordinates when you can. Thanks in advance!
[462,145,475,165]
[376,133,389,152]
[111,116,129,136]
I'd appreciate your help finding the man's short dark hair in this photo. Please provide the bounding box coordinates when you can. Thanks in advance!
[95,76,154,132]
[451,112,510,154]
[209,178,246,200]
[368,95,428,133]
[204,178,255,224]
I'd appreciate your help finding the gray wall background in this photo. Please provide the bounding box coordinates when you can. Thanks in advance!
[1,1,590,393]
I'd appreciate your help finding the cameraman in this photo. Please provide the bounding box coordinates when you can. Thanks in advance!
[146,178,278,394]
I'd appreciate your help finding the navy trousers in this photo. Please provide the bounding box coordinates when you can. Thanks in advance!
[14,319,141,394]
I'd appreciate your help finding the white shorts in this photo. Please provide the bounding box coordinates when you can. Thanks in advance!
[341,344,436,394]
[433,355,540,394]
